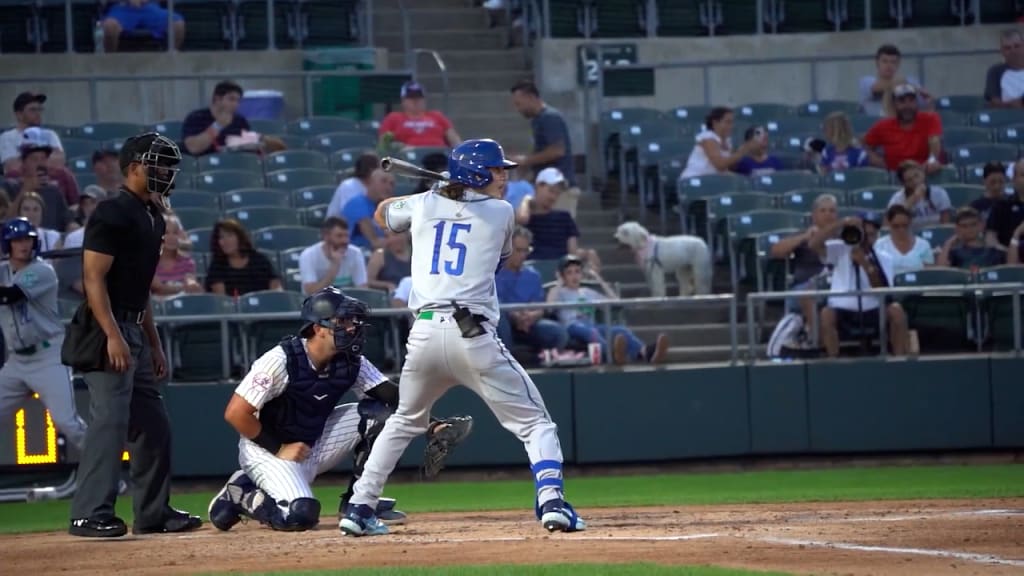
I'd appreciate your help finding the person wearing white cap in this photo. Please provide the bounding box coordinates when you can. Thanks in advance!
[516,167,600,270]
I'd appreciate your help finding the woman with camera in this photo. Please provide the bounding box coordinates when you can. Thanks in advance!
[887,160,952,229]
[679,107,755,179]
[873,204,934,276]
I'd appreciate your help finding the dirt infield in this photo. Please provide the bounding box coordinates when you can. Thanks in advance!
[4,499,1023,575]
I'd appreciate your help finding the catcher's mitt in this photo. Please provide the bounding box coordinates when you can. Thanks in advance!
[422,416,474,479]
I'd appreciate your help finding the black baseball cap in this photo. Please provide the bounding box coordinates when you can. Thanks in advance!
[92,149,119,165]
[13,92,46,112]
[401,81,425,99]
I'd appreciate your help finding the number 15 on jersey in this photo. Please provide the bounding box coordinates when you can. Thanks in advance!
[430,221,472,277]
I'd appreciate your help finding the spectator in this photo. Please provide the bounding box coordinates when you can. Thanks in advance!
[151,213,202,298]
[504,167,536,212]
[859,44,931,117]
[414,152,449,194]
[378,82,460,148]
[814,112,869,174]
[298,217,367,294]
[971,162,1009,223]
[101,0,185,52]
[734,125,783,176]
[1007,221,1024,264]
[873,204,934,275]
[0,92,65,172]
[547,255,668,365]
[516,167,600,269]
[984,29,1024,108]
[366,229,411,294]
[818,214,909,358]
[863,84,944,173]
[326,152,379,218]
[938,207,1006,268]
[91,149,123,197]
[3,127,79,208]
[182,81,286,157]
[391,276,412,308]
[11,192,61,252]
[887,160,952,229]
[342,168,393,251]
[679,107,753,179]
[64,185,106,240]
[509,79,580,217]
[0,189,10,221]
[986,158,1024,249]
[205,218,282,296]
[2,132,71,232]
[769,193,838,333]
[495,227,569,354]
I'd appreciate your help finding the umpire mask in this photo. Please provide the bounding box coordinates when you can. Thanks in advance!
[126,133,181,211]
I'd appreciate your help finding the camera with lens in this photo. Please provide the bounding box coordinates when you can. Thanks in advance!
[840,224,864,246]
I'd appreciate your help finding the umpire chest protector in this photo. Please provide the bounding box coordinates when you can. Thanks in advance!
[258,336,361,445]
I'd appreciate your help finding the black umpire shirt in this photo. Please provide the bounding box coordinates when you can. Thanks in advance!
[83,187,165,313]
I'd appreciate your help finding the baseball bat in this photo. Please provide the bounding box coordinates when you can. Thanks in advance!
[380,157,448,183]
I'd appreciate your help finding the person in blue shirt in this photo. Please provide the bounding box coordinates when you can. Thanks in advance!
[496,227,568,353]
[342,168,393,250]
[734,125,783,176]
[814,112,869,174]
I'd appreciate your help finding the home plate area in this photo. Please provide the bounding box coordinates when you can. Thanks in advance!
[6,499,1023,575]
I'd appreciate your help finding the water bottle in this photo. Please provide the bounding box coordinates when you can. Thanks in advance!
[93,21,104,54]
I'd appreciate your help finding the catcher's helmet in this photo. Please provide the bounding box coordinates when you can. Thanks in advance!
[300,286,369,356]
[119,132,181,210]
[447,139,517,189]
[2,217,40,257]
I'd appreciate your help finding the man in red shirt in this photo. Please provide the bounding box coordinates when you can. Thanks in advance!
[863,83,944,174]
[378,82,461,149]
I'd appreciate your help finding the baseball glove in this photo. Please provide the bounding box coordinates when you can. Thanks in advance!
[422,416,474,479]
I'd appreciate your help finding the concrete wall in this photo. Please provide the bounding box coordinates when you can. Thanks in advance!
[0,49,389,126]
[534,25,1006,158]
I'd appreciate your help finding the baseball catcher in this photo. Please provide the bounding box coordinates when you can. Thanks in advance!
[208,287,472,532]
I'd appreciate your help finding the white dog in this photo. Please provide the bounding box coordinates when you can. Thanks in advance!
[614,221,712,297]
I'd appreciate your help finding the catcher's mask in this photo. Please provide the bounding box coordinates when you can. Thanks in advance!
[120,132,181,211]
[300,286,369,357]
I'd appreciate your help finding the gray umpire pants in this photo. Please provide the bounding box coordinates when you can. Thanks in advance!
[70,322,172,528]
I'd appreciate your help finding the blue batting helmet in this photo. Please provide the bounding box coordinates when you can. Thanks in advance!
[2,217,39,257]
[300,286,369,356]
[447,139,518,189]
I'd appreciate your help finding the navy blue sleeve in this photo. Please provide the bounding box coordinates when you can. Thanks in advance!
[563,212,580,239]
[536,113,568,148]
[181,109,210,140]
[734,157,753,176]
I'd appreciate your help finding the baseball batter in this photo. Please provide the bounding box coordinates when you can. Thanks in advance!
[340,139,587,537]
[208,286,472,532]
[0,218,86,452]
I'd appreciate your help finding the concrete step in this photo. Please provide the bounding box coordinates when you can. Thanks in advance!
[390,49,528,74]
[447,114,532,153]
[631,323,751,348]
[373,8,491,33]
[374,30,509,52]
[416,69,530,94]
[664,345,742,364]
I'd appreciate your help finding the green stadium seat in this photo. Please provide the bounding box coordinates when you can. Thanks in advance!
[936,94,987,113]
[236,0,296,50]
[726,210,807,286]
[848,114,880,135]
[752,227,802,292]
[667,105,713,131]
[225,206,301,229]
[195,170,266,193]
[822,167,891,191]
[549,0,587,37]
[762,116,822,136]
[778,188,846,211]
[774,131,818,151]
[977,265,1024,350]
[952,143,1019,166]
[637,138,691,209]
[250,119,287,135]
[893,267,973,352]
[287,117,360,137]
[302,0,362,47]
[292,185,336,208]
[331,147,374,172]
[995,124,1024,146]
[927,165,962,185]
[61,138,97,160]
[751,170,821,195]
[163,293,238,381]
[593,0,646,37]
[271,134,307,150]
[171,190,221,211]
[253,225,321,251]
[943,126,992,148]
[720,0,759,34]
[307,131,377,155]
[176,208,222,231]
[298,205,327,226]
[238,290,306,357]
[941,184,985,208]
[149,120,183,136]
[198,152,264,173]
[847,187,896,211]
[358,119,380,134]
[68,122,143,141]
[266,168,337,190]
[176,0,232,51]
[677,172,752,201]
[281,268,303,293]
[705,193,778,258]
[736,103,797,125]
[69,155,92,174]
[973,109,1024,128]
[961,163,992,185]
[396,146,450,167]
[278,247,305,275]
[266,149,330,171]
[918,225,956,248]
[655,0,707,35]
[192,252,208,279]
[187,227,215,252]
[221,188,291,209]
[774,150,813,171]
[937,109,970,128]
[799,100,861,117]
[526,259,561,284]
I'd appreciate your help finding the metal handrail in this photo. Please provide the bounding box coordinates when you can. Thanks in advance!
[745,283,1024,362]
[398,0,411,69]
[411,48,451,117]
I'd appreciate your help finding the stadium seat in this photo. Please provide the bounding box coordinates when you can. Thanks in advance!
[68,155,92,174]
[637,137,691,207]
[331,147,373,172]
[995,124,1024,146]
[176,208,222,231]
[249,119,287,135]
[941,184,985,208]
[548,0,588,37]
[918,225,956,248]
[778,188,846,211]
[237,0,296,50]
[774,131,819,151]
[977,265,1024,350]
[951,143,1019,166]
[192,252,209,279]
[846,187,895,211]
[286,117,360,137]
[752,228,801,292]
[972,109,1024,128]
[238,290,306,358]
[163,293,239,381]
[253,225,321,251]
[942,126,992,148]
[199,152,264,173]
[705,193,778,258]
[171,190,221,211]
[726,210,807,286]
[278,247,305,275]
[266,168,337,190]
[69,122,143,141]
[306,131,377,155]
[822,167,891,191]
[220,188,291,209]
[225,206,301,229]
[893,267,973,352]
[848,114,879,136]
[751,170,821,195]
[927,165,962,185]
[761,116,822,136]
[799,100,861,117]
[265,149,330,170]
[149,120,183,136]
[937,109,970,128]
[677,172,752,201]
[962,163,991,185]
[736,103,797,125]
[176,0,233,51]
[292,185,337,208]
[62,137,99,160]
[936,95,987,113]
[188,227,215,253]
[655,0,707,35]
[390,146,447,168]
[299,205,328,226]
[667,105,713,130]
[592,0,647,37]
[303,0,362,47]
[271,133,308,150]
[195,169,266,193]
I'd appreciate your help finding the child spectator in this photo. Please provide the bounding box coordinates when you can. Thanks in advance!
[938,207,1007,269]
[815,112,869,174]
[152,213,202,298]
[11,191,61,252]
[734,125,783,176]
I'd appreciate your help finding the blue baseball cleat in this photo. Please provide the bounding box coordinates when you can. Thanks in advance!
[208,470,256,531]
[540,499,587,533]
[339,503,389,537]
[376,497,407,525]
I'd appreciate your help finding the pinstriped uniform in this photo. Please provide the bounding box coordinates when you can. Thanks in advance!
[233,342,388,507]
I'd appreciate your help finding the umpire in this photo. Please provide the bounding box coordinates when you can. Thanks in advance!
[68,132,201,537]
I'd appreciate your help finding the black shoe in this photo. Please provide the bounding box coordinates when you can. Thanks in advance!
[133,508,203,534]
[69,516,128,538]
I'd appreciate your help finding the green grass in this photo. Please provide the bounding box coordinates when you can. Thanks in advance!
[1,464,1021,534]
[206,565,792,576]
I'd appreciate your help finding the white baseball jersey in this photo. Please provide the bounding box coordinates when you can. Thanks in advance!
[385,190,514,321]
